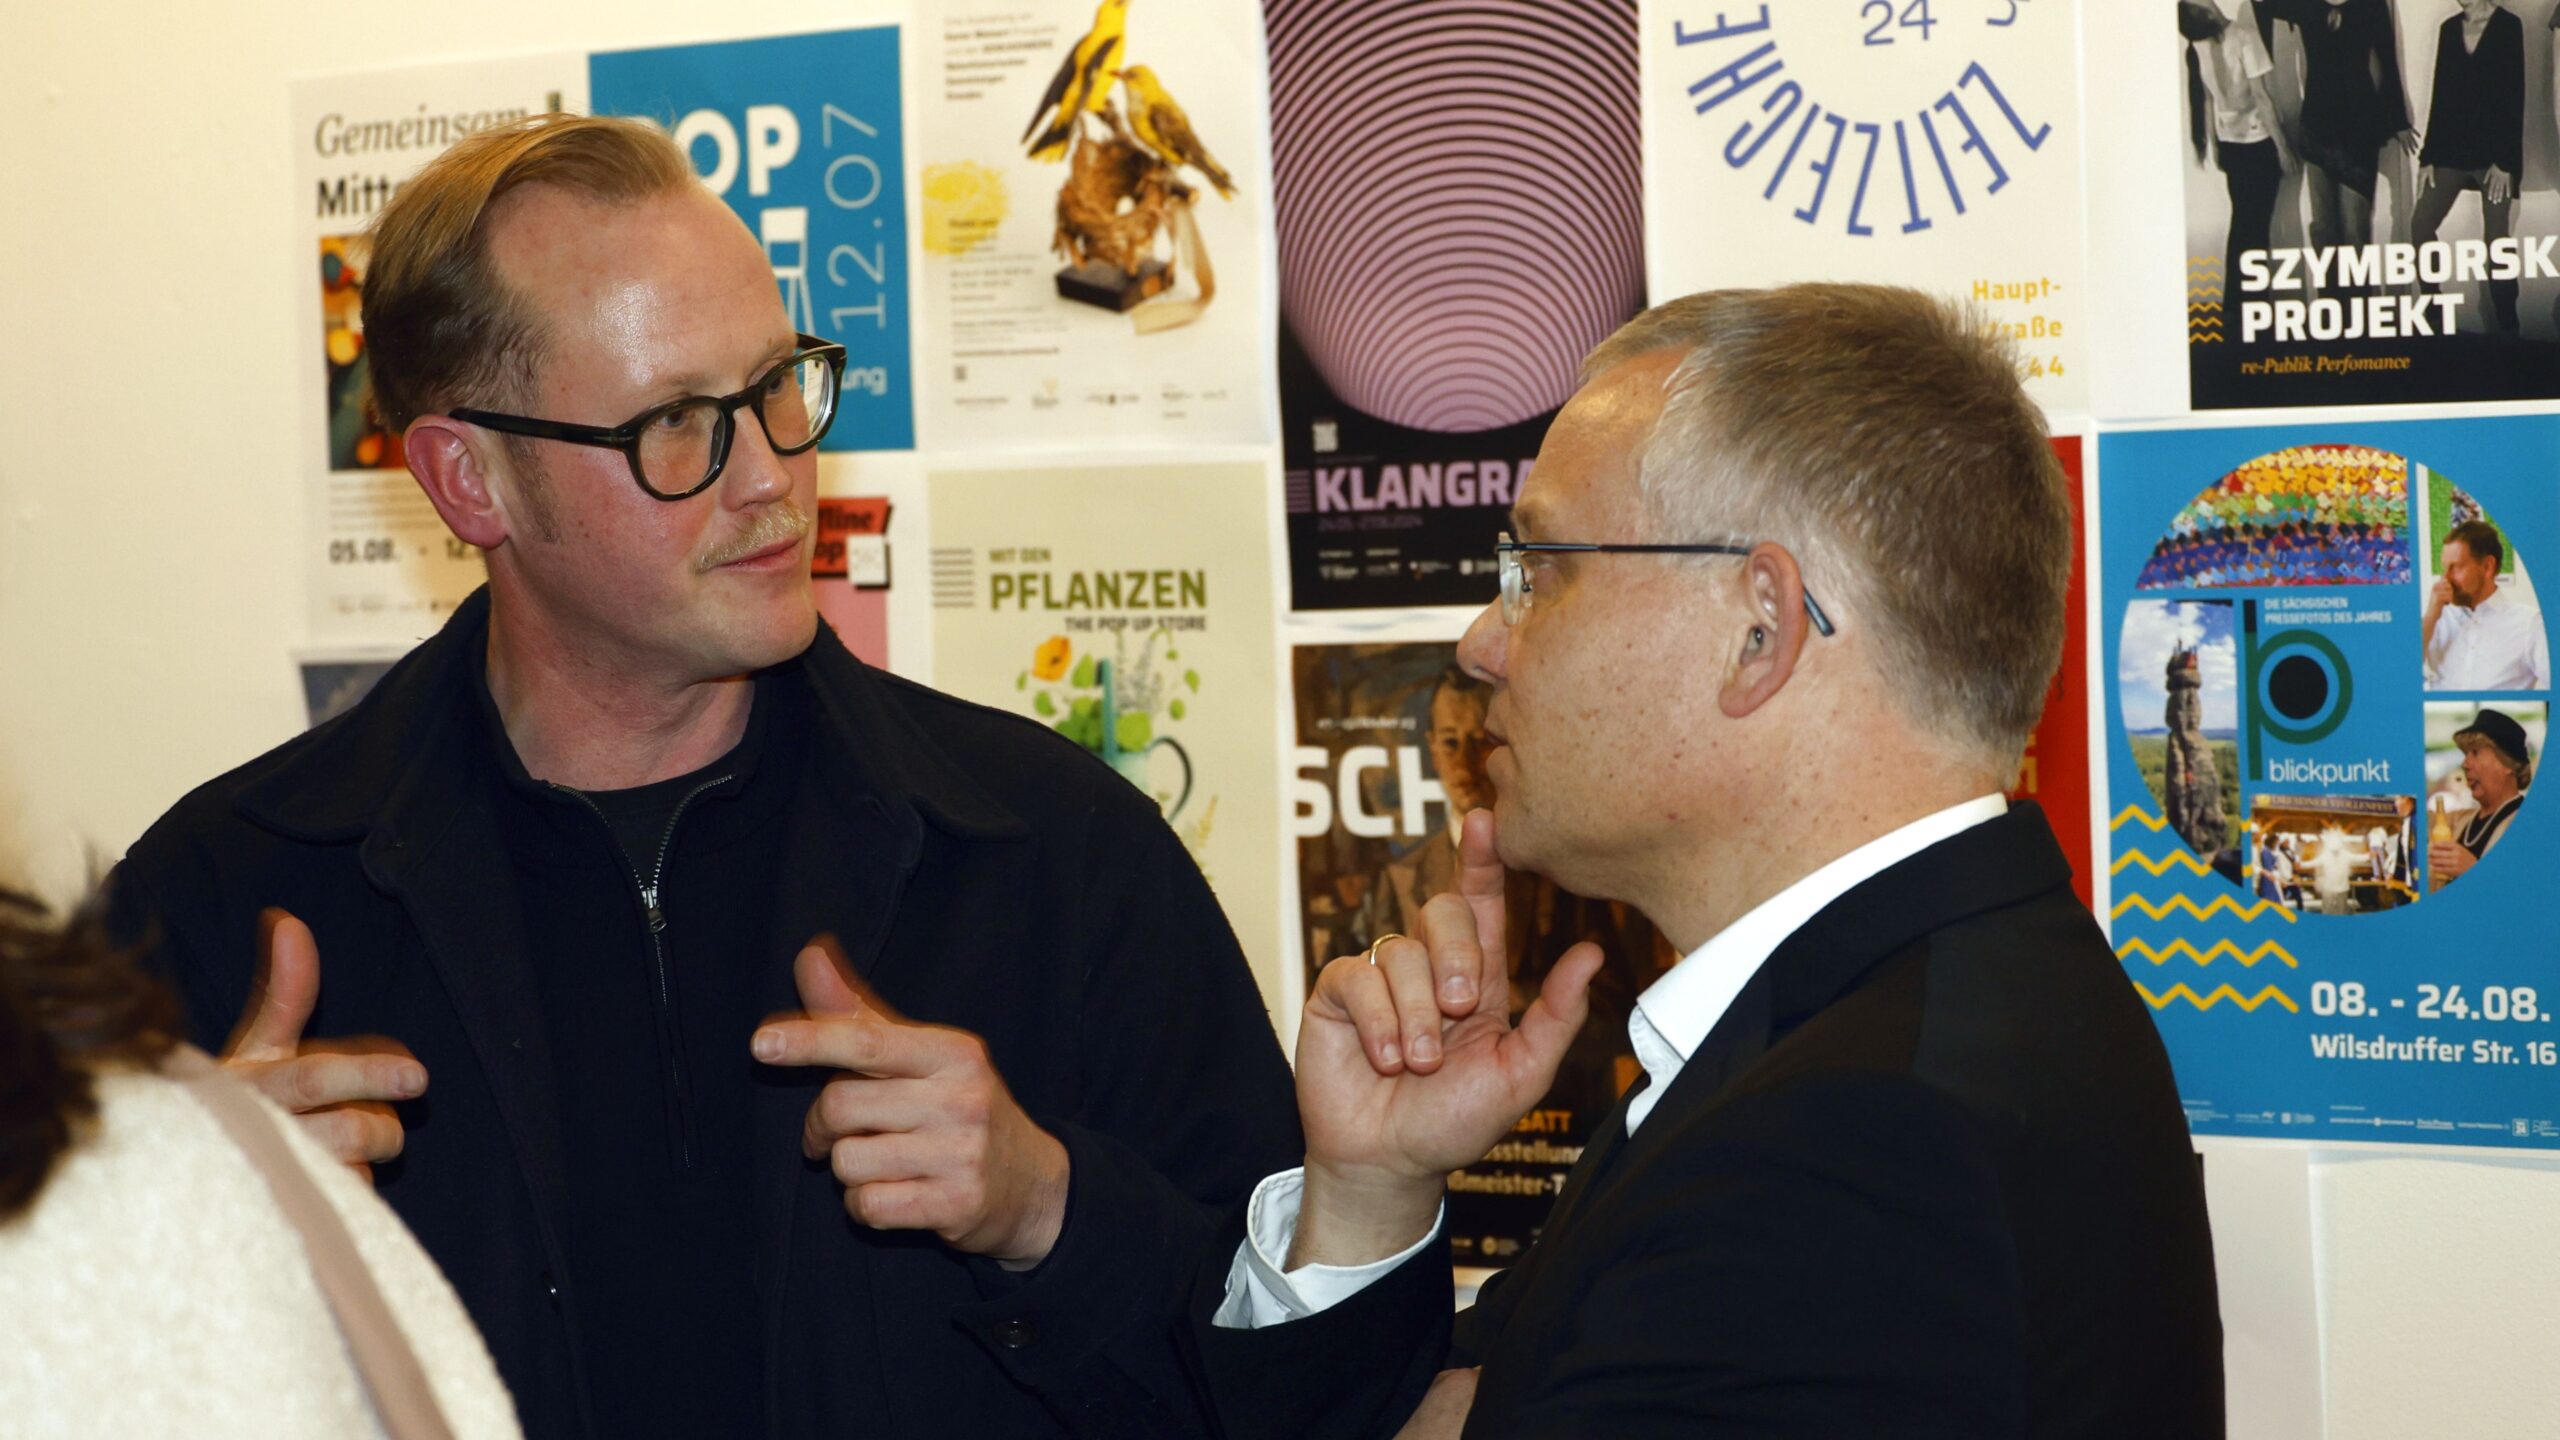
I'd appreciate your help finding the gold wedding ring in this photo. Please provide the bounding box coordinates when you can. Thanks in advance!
[1366,933,1405,966]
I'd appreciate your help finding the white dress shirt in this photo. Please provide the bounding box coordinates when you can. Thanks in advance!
[2426,585,2550,691]
[1216,793,2011,1329]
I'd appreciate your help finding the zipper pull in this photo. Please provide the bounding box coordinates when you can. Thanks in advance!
[642,885,667,934]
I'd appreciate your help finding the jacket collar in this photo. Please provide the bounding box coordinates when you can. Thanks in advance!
[1751,799,2072,1037]
[231,586,1029,850]
[1531,802,2077,1246]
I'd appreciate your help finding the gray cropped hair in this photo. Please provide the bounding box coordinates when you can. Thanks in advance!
[1583,284,2073,771]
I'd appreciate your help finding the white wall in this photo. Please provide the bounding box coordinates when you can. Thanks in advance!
[5,5,2558,1435]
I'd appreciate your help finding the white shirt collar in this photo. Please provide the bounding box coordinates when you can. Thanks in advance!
[1628,793,2010,1108]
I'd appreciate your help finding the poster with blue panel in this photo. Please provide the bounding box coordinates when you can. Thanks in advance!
[2101,419,2555,1149]
[591,28,914,451]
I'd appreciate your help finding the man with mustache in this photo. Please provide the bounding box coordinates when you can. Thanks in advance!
[111,114,1296,1439]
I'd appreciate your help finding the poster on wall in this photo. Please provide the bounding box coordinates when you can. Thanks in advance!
[2100,418,2556,1149]
[292,55,585,643]
[1641,0,2086,417]
[2177,0,2560,408]
[297,650,406,729]
[913,0,1273,447]
[2025,436,2095,904]
[929,461,1284,1004]
[1268,0,1645,611]
[296,28,912,645]
[812,452,931,679]
[1288,640,1668,1266]
[591,26,914,450]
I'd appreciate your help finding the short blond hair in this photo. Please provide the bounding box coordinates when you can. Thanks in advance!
[1584,284,2071,770]
[361,113,694,430]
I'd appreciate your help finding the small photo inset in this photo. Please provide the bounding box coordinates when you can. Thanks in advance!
[2135,445,2411,591]
[2422,702,2545,893]
[2121,598,2241,861]
[2417,475,2548,692]
[2243,795,2418,917]
[321,234,403,472]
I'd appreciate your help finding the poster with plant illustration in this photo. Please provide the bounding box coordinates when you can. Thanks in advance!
[928,459,1285,1007]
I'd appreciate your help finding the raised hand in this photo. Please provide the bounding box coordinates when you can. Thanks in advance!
[752,941,1071,1270]
[220,908,426,1183]
[1289,809,1602,1268]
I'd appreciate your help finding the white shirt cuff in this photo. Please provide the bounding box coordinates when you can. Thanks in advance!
[1210,1167,1444,1329]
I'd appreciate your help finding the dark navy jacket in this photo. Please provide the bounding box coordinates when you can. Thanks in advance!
[116,588,1300,1439]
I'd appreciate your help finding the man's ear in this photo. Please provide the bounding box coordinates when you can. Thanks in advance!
[404,416,512,551]
[1719,543,1814,719]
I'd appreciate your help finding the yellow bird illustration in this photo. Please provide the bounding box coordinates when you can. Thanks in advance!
[1023,0,1131,162]
[1116,65,1234,199]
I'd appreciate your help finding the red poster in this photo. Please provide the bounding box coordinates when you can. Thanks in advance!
[2015,435,2093,909]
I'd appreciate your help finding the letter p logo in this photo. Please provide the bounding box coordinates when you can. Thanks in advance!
[2243,603,2354,781]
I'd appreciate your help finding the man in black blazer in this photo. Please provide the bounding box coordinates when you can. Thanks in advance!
[1190,284,2224,1437]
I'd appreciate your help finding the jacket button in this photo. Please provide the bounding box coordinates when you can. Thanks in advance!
[540,1272,561,1309]
[993,1319,1036,1349]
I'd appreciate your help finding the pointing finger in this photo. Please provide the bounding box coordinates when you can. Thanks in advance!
[229,908,321,1062]
[255,1050,427,1112]
[755,1011,949,1078]
[1456,811,1510,1008]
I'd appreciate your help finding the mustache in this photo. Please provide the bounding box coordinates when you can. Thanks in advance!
[695,501,812,572]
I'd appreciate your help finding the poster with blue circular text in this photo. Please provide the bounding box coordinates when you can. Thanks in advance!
[1642,0,2086,417]
[2102,419,2555,1149]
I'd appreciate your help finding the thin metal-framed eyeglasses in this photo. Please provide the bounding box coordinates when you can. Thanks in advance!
[1494,531,1838,635]
[451,335,849,501]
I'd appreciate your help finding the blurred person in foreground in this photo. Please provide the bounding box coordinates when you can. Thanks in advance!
[1187,285,2224,1438]
[109,112,1295,1439]
[0,886,518,1437]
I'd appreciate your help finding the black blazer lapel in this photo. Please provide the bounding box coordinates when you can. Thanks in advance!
[1465,804,2082,1352]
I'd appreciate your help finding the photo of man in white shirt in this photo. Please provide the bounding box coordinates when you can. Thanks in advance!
[2424,520,2549,691]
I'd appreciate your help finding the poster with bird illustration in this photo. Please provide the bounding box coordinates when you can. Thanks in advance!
[916,0,1276,448]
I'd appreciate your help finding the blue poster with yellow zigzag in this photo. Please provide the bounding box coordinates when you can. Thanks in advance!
[2101,418,2557,1149]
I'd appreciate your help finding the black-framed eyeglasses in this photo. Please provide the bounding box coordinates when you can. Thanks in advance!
[451,335,848,501]
[1494,532,1837,635]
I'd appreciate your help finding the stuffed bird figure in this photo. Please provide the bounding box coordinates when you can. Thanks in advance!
[1023,0,1131,162]
[1115,64,1235,199]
